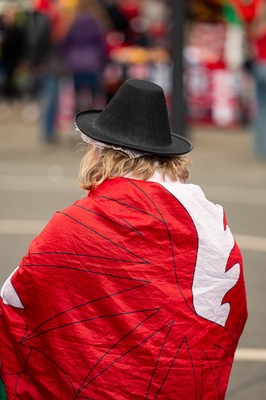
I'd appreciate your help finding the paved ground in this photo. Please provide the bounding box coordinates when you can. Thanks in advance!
[0,103,265,399]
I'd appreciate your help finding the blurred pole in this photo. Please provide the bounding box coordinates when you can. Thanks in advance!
[171,0,187,136]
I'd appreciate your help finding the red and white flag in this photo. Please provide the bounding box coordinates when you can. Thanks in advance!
[0,178,247,399]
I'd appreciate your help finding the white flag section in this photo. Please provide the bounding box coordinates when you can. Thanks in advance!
[1,267,24,309]
[157,181,240,327]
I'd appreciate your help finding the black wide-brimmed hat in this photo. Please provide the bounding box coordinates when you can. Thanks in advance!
[75,79,193,156]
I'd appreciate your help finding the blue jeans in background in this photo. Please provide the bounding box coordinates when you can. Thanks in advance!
[41,72,59,143]
[26,69,59,143]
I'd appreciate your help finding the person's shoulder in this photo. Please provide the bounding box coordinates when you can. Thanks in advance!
[47,198,90,225]
[152,180,222,210]
[33,199,87,235]
[178,182,222,207]
[25,198,90,251]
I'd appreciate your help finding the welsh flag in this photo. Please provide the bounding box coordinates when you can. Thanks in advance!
[0,178,247,399]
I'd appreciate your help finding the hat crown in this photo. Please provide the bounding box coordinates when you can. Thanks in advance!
[93,79,172,148]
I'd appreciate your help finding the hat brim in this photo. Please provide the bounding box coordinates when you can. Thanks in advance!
[75,110,193,156]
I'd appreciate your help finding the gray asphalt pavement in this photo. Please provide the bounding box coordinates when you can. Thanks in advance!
[0,104,265,399]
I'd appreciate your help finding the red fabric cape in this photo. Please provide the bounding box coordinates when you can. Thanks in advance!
[0,178,247,399]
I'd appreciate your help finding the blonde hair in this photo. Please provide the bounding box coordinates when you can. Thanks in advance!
[79,145,191,191]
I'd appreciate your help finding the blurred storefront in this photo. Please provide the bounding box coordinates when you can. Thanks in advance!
[0,0,257,130]
[184,0,255,128]
[102,0,255,128]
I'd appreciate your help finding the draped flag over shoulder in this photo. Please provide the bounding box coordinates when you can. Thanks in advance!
[0,177,247,399]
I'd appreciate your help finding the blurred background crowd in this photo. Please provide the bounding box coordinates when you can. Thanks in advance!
[0,0,266,157]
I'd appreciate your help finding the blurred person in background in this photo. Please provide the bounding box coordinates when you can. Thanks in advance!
[0,2,24,104]
[229,0,266,159]
[116,0,149,46]
[184,0,227,126]
[99,0,129,35]
[21,0,65,143]
[61,0,109,114]
[139,0,171,48]
[248,0,266,160]
[98,0,134,102]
